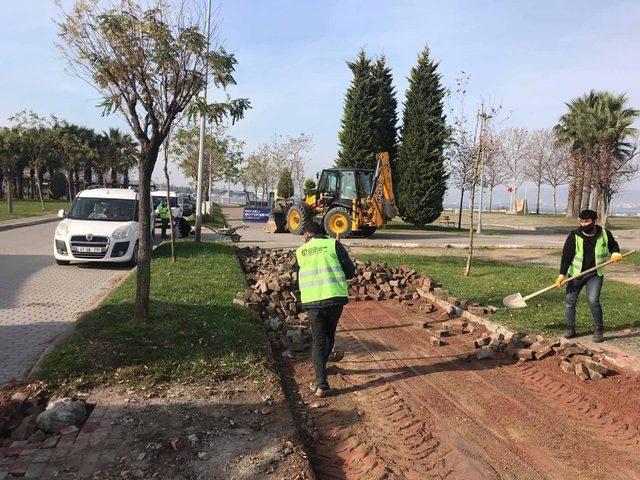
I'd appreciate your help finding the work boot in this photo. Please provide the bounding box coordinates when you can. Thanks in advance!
[563,329,576,339]
[593,330,604,343]
[328,350,344,363]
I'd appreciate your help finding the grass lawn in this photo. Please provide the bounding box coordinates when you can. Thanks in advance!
[38,241,267,389]
[0,199,69,222]
[358,253,640,335]
[398,210,640,232]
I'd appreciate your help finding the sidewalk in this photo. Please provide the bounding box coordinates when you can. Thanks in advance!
[0,214,58,232]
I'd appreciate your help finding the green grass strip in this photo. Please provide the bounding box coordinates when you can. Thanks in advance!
[38,241,267,389]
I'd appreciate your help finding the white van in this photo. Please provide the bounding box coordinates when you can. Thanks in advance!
[53,188,149,266]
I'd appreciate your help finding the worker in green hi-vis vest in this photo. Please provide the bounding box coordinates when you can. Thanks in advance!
[556,209,622,343]
[294,222,355,397]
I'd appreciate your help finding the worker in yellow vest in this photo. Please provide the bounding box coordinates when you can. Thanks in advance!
[295,222,355,397]
[556,209,622,342]
[156,199,171,239]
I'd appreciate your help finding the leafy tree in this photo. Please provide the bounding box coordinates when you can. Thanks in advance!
[49,171,67,200]
[371,56,398,161]
[57,0,249,321]
[336,50,377,169]
[395,46,449,226]
[303,178,316,197]
[0,127,21,213]
[277,168,294,199]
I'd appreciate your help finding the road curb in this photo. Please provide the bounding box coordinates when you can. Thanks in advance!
[345,241,559,250]
[0,215,59,232]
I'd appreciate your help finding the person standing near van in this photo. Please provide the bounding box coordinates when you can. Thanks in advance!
[156,199,170,239]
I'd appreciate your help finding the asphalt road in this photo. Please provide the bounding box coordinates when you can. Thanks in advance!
[0,222,130,385]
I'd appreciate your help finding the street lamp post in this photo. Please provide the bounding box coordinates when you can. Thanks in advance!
[194,0,212,243]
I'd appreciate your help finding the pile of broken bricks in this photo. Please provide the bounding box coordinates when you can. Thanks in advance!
[235,248,611,381]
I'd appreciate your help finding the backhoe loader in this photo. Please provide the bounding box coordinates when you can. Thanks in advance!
[273,152,396,238]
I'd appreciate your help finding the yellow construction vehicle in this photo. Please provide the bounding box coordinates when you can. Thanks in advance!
[276,152,396,238]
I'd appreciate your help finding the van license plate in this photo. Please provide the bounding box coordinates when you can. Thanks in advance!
[77,247,102,253]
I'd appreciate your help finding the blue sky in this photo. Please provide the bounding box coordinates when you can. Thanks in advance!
[2,0,640,205]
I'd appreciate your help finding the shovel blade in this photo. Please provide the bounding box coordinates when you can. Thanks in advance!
[503,292,527,309]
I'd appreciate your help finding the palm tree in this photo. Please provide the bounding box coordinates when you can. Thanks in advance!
[103,128,137,187]
[554,91,638,224]
[553,91,599,217]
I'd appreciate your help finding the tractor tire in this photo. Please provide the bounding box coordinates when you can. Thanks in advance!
[287,204,313,235]
[359,226,377,238]
[324,207,352,238]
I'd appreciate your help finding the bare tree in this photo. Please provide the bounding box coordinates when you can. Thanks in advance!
[541,142,571,215]
[482,130,507,212]
[56,0,249,321]
[498,128,530,211]
[525,129,555,214]
[446,73,474,229]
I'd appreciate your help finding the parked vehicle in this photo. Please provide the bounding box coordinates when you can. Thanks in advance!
[53,188,151,266]
[177,193,194,217]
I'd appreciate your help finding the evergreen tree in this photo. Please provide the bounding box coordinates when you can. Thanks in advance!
[336,50,377,169]
[396,46,449,226]
[277,168,294,199]
[371,56,398,161]
[303,178,316,197]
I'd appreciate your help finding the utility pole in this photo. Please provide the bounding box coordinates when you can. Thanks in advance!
[194,0,212,243]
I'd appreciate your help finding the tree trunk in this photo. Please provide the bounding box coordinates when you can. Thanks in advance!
[488,185,493,212]
[0,171,4,199]
[535,182,541,214]
[4,169,13,214]
[457,188,465,229]
[110,167,118,187]
[84,163,92,188]
[592,188,601,215]
[163,139,176,262]
[35,169,45,210]
[134,145,160,322]
[553,186,557,215]
[123,168,130,188]
[465,113,484,277]
[29,168,35,200]
[573,166,584,216]
[67,171,74,204]
[565,156,578,217]
[16,173,23,199]
[580,167,592,211]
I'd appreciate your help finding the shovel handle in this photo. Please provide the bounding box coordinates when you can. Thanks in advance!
[523,249,637,302]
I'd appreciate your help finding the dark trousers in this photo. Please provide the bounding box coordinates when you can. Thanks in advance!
[160,218,169,237]
[308,305,344,389]
[565,272,604,331]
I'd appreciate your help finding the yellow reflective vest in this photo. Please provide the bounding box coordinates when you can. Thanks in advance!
[567,228,610,277]
[296,238,348,305]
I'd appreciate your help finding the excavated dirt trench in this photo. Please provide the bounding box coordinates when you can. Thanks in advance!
[277,301,640,480]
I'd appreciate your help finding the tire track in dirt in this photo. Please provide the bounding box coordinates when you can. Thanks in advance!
[337,303,640,479]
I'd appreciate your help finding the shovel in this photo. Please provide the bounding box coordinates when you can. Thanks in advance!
[503,249,637,309]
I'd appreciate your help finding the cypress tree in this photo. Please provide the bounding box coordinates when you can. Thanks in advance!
[395,46,449,226]
[336,50,377,169]
[371,56,398,161]
[277,168,294,199]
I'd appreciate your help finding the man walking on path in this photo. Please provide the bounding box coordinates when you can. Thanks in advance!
[556,209,622,342]
[295,222,355,397]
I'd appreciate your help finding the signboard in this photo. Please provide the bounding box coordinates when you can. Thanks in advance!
[243,206,271,223]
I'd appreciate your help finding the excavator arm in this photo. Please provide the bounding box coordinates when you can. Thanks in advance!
[366,152,397,226]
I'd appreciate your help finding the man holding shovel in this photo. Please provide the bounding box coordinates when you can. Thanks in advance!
[557,209,622,342]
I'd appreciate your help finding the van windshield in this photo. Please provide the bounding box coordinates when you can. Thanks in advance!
[68,197,137,222]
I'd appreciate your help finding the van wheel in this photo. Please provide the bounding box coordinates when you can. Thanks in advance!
[127,243,139,267]
[56,259,70,266]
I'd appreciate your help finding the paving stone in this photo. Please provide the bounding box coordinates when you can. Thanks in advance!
[0,223,130,385]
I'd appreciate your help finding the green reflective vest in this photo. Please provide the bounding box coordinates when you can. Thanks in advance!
[296,238,348,304]
[567,228,610,277]
[157,204,170,219]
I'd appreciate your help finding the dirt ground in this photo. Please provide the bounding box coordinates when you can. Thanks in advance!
[278,301,640,480]
[0,378,314,479]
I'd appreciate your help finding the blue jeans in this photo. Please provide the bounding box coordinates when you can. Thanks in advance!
[565,272,604,331]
